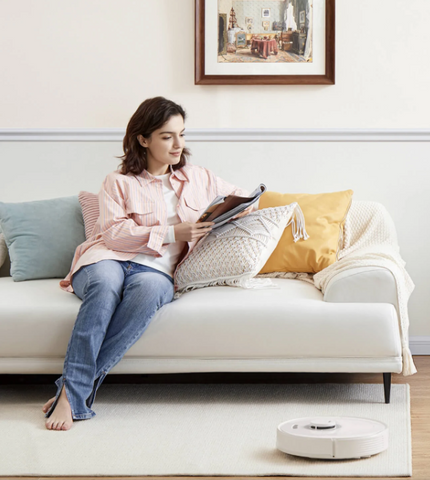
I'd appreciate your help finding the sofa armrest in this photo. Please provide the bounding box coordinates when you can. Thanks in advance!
[323,266,398,310]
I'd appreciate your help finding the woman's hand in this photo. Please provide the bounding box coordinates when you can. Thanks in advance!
[174,222,215,242]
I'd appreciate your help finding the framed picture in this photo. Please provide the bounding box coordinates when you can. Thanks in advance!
[262,8,271,18]
[195,0,335,85]
[236,31,247,48]
[300,10,305,24]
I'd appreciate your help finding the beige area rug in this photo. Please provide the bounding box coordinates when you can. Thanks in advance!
[0,383,411,477]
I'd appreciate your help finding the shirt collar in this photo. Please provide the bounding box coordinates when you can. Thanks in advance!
[133,164,189,186]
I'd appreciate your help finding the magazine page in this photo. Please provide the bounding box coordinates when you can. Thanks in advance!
[197,184,266,228]
[197,196,225,222]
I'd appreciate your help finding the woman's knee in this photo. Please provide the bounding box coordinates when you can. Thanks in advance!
[125,272,174,309]
[73,260,125,301]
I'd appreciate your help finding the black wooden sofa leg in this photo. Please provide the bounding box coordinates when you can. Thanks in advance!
[383,372,391,404]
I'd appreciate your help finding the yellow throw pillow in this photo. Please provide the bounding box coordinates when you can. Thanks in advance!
[258,190,353,273]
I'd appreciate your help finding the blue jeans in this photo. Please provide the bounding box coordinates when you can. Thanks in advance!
[44,260,174,420]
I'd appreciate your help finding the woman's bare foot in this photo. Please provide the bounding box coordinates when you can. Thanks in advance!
[42,396,56,413]
[44,385,73,431]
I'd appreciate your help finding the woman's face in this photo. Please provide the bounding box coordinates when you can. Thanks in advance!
[138,114,186,176]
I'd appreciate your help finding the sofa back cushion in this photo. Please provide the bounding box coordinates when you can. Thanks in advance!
[0,228,7,270]
[0,196,86,281]
[258,190,353,273]
[0,224,10,277]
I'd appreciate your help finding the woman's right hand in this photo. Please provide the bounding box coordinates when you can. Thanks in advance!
[174,222,215,242]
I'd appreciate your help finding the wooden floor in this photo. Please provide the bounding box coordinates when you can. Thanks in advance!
[1,355,429,480]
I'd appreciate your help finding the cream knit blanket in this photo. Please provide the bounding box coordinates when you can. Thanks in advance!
[257,200,417,376]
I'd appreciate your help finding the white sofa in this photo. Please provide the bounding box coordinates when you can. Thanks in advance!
[0,236,401,404]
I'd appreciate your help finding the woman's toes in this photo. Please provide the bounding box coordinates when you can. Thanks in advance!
[44,395,73,431]
[46,419,59,430]
[42,396,56,413]
[62,421,72,431]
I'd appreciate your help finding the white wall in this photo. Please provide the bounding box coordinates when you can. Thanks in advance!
[219,0,233,15]
[0,0,430,128]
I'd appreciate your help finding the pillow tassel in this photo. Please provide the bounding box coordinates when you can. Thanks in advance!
[289,202,310,243]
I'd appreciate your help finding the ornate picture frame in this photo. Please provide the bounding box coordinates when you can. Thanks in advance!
[195,0,335,85]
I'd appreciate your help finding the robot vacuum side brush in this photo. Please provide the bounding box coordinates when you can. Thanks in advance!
[277,417,388,460]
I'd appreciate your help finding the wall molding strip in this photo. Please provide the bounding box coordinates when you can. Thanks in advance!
[1,128,430,142]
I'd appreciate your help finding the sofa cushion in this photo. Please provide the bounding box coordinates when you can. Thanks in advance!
[0,196,86,281]
[0,277,401,360]
[174,204,307,296]
[258,190,353,273]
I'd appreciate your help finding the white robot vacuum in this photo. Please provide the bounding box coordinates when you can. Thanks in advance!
[277,417,388,460]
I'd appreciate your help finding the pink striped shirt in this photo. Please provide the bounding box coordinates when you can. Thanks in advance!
[60,162,255,293]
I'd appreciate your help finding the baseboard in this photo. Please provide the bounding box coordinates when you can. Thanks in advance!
[410,336,430,355]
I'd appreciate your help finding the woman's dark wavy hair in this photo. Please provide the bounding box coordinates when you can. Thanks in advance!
[117,96,191,175]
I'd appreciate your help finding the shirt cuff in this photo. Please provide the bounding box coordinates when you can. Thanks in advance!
[147,225,170,254]
[163,225,176,244]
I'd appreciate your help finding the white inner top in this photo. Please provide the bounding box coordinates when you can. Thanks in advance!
[131,172,186,279]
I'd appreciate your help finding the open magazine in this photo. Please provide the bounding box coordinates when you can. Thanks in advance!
[197,183,266,229]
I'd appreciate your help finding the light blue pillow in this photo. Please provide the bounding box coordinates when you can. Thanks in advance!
[0,196,86,281]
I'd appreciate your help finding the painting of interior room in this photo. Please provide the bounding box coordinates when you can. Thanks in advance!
[218,0,313,63]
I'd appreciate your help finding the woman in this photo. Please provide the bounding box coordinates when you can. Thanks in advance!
[42,96,253,430]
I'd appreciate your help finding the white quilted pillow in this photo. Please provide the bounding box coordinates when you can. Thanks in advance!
[174,203,308,298]
[0,232,7,268]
